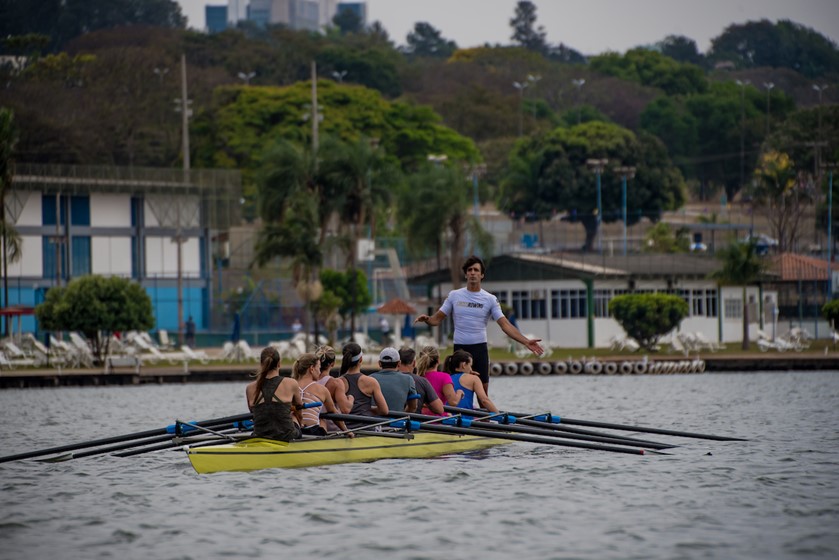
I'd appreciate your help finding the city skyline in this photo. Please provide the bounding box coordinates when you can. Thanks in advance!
[176,0,839,55]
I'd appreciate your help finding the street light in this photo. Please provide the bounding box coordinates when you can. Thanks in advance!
[763,82,774,138]
[332,70,347,83]
[153,67,169,83]
[823,162,838,300]
[527,73,541,125]
[469,164,487,220]
[735,79,750,194]
[614,166,636,256]
[572,78,585,124]
[814,84,829,173]
[237,71,256,85]
[512,80,529,136]
[587,158,609,254]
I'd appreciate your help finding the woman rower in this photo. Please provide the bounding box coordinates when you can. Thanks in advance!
[245,346,303,442]
[443,349,499,413]
[416,345,463,413]
[315,345,353,414]
[338,342,389,429]
[291,352,352,436]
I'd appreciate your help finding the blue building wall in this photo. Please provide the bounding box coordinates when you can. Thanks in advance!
[206,5,228,33]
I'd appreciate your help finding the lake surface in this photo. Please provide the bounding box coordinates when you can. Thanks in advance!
[1,371,838,560]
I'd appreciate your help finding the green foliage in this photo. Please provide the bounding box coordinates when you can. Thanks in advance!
[589,48,708,95]
[404,22,457,59]
[34,276,154,362]
[317,44,402,97]
[643,222,690,253]
[509,1,548,54]
[320,268,371,322]
[656,35,706,67]
[499,120,685,251]
[609,293,688,351]
[332,7,364,35]
[712,239,766,350]
[708,19,839,79]
[822,300,839,329]
[0,0,186,52]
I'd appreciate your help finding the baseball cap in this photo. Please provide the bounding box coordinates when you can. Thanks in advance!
[379,347,400,364]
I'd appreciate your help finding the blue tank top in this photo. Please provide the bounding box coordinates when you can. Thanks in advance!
[450,373,475,409]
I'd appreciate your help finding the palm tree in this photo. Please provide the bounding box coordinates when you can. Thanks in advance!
[401,164,492,292]
[0,108,22,336]
[320,137,400,333]
[712,239,766,350]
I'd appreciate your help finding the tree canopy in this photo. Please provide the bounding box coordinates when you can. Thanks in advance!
[609,293,688,351]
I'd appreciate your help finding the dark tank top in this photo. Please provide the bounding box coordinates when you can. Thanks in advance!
[252,376,300,442]
[343,373,375,429]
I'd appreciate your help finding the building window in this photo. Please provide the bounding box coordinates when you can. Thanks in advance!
[724,298,742,319]
[593,289,611,317]
[530,290,546,319]
[705,290,718,317]
[71,237,91,276]
[512,290,531,319]
[692,289,705,316]
[42,236,65,280]
[551,289,588,319]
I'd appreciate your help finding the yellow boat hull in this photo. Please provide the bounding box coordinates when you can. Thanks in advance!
[186,433,508,473]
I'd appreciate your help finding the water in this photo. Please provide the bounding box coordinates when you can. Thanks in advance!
[1,371,838,560]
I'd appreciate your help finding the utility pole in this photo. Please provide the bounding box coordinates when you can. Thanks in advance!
[512,80,529,136]
[614,166,636,256]
[311,61,319,153]
[763,82,774,138]
[736,79,750,195]
[587,158,608,254]
[176,53,191,346]
[572,78,585,124]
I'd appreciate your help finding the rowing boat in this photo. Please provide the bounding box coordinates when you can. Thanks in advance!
[186,432,509,473]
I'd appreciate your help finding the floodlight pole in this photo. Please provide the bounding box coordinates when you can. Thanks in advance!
[587,159,608,254]
[615,166,636,256]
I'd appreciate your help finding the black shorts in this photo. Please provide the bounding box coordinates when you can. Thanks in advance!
[454,342,490,385]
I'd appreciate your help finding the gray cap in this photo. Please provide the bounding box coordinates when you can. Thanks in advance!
[379,347,400,364]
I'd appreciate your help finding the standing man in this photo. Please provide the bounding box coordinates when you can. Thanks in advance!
[370,348,417,412]
[414,255,543,393]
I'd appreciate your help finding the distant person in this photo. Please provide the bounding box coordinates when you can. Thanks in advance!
[415,255,543,394]
[245,346,302,442]
[337,342,389,430]
[370,348,416,412]
[443,349,499,413]
[398,347,444,416]
[291,352,351,436]
[185,316,196,348]
[292,318,303,334]
[416,346,462,412]
[379,316,391,345]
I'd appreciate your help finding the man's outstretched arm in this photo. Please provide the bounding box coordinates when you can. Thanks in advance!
[497,316,545,356]
[414,310,447,327]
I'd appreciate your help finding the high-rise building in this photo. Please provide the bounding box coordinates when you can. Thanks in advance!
[336,2,367,26]
[205,5,228,33]
[234,0,352,31]
[227,0,248,25]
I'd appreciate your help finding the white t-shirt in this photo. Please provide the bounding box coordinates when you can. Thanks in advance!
[439,288,504,345]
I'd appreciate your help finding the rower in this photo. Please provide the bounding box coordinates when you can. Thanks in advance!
[370,347,417,413]
[245,346,303,442]
[337,342,389,430]
[291,352,352,436]
[397,347,445,416]
[416,346,463,412]
[444,349,498,413]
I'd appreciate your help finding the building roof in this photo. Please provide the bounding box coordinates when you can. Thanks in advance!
[768,253,836,281]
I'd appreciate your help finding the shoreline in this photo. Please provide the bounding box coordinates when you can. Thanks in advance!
[2,354,838,388]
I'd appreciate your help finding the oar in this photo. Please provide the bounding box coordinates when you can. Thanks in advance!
[36,420,249,462]
[440,406,674,447]
[390,411,674,450]
[322,412,647,456]
[0,412,254,464]
[445,406,746,442]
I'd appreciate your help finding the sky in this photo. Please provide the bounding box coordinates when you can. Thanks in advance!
[176,0,839,55]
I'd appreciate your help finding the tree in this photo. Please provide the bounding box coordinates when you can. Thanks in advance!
[657,35,706,67]
[609,293,688,351]
[752,150,813,253]
[0,0,186,52]
[320,268,371,334]
[404,22,457,58]
[400,164,488,291]
[332,7,363,35]
[822,300,839,331]
[589,48,707,96]
[0,108,22,336]
[509,1,547,54]
[712,239,766,350]
[643,222,690,253]
[34,275,154,363]
[499,121,685,251]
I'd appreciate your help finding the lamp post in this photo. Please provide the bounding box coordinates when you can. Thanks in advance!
[153,67,169,84]
[763,82,774,138]
[469,164,486,220]
[736,79,750,196]
[527,73,541,125]
[824,163,838,301]
[614,166,636,256]
[332,70,347,83]
[572,78,585,124]
[813,84,829,175]
[587,158,608,254]
[237,71,256,85]
[512,80,529,136]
